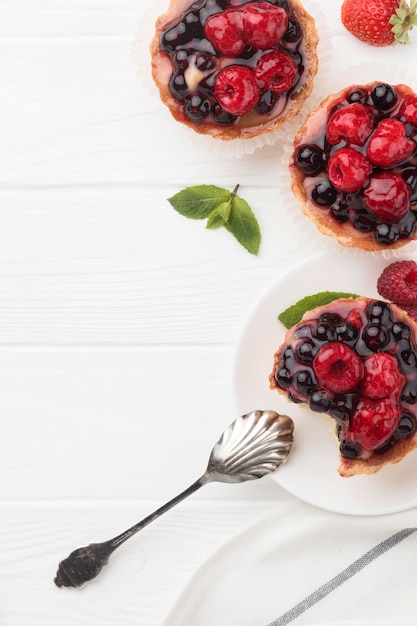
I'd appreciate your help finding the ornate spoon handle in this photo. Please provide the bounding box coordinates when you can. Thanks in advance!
[54,410,294,589]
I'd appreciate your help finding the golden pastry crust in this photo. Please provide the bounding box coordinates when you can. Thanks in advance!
[269,297,417,477]
[289,82,417,252]
[150,0,319,140]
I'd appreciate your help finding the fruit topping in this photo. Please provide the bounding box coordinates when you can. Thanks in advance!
[366,118,415,168]
[328,147,372,192]
[291,82,417,249]
[377,259,417,306]
[214,65,260,115]
[313,341,363,393]
[326,103,374,146]
[341,0,417,47]
[364,172,410,223]
[154,0,312,133]
[349,398,400,450]
[241,2,288,50]
[204,9,245,56]
[255,49,298,94]
[271,297,417,471]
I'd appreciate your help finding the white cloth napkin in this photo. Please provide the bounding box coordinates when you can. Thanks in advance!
[164,499,417,626]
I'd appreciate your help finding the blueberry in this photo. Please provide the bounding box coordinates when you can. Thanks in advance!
[292,369,316,394]
[173,49,190,70]
[195,52,216,71]
[330,393,358,421]
[319,312,341,325]
[339,440,360,459]
[330,200,350,223]
[161,22,188,52]
[169,72,189,101]
[399,166,417,204]
[374,223,399,245]
[398,211,417,240]
[352,208,376,233]
[312,180,338,206]
[400,349,417,370]
[296,338,315,364]
[295,144,325,176]
[198,0,228,22]
[284,19,302,42]
[254,91,276,114]
[275,366,292,388]
[396,413,416,439]
[347,88,368,104]
[309,389,331,413]
[184,94,211,121]
[335,322,358,343]
[212,104,237,125]
[294,324,312,339]
[391,322,411,341]
[363,323,390,350]
[371,83,398,111]
[366,301,393,326]
[313,323,336,342]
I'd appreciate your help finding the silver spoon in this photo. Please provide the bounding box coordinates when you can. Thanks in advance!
[54,409,294,589]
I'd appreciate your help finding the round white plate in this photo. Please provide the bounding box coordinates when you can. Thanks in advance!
[162,500,417,626]
[233,251,417,516]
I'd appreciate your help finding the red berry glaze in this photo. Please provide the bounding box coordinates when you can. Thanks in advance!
[204,10,244,57]
[241,2,288,50]
[350,398,400,451]
[214,65,260,115]
[377,259,417,306]
[367,118,415,168]
[327,147,372,192]
[255,49,298,94]
[313,341,363,393]
[364,172,410,223]
[361,352,405,400]
[326,103,374,146]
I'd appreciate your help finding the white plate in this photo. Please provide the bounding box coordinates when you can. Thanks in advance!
[233,251,417,516]
[163,500,417,626]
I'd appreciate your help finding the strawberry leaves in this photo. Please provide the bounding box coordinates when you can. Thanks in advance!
[168,184,261,255]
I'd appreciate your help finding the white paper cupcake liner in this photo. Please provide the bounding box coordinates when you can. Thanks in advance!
[278,61,417,260]
[131,0,331,159]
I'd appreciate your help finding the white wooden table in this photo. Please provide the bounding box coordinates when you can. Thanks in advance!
[2,1,417,624]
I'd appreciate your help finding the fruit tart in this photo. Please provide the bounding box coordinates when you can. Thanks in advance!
[150,0,319,140]
[290,82,417,251]
[270,297,417,477]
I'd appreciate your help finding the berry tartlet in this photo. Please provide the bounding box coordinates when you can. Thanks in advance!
[270,297,417,477]
[290,82,417,251]
[150,0,319,140]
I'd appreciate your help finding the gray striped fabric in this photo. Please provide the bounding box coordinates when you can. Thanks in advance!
[267,528,417,626]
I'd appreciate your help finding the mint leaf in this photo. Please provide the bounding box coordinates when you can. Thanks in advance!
[167,185,231,219]
[167,184,261,255]
[224,195,261,255]
[278,291,360,329]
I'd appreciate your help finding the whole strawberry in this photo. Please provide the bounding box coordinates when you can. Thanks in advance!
[341,0,417,47]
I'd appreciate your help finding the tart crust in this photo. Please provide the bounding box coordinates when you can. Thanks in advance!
[150,0,319,140]
[269,297,417,477]
[289,82,417,252]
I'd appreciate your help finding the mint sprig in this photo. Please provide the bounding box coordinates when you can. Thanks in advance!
[167,184,261,255]
[278,291,360,329]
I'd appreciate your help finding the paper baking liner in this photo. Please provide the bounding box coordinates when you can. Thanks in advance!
[279,61,417,260]
[131,0,331,159]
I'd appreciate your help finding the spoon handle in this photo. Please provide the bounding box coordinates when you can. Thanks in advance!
[54,475,208,589]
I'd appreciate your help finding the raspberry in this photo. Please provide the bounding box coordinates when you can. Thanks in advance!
[349,398,400,450]
[364,172,410,224]
[327,147,372,192]
[255,49,298,94]
[361,353,405,400]
[204,9,244,56]
[241,2,288,50]
[326,103,374,147]
[214,65,260,116]
[313,341,363,393]
[377,260,417,306]
[366,118,415,168]
[399,95,417,125]
[346,309,363,328]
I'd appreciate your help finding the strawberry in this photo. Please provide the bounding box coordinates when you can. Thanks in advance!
[341,0,417,47]
[214,65,260,115]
